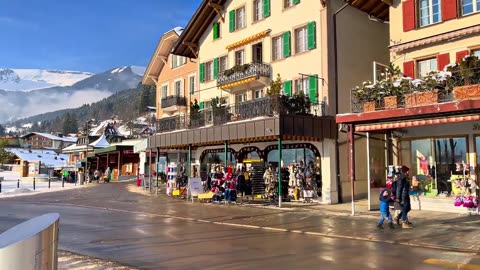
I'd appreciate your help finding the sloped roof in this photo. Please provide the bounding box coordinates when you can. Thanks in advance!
[89,134,110,148]
[7,148,69,167]
[21,132,77,143]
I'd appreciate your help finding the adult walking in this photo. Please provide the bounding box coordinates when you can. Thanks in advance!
[395,165,412,229]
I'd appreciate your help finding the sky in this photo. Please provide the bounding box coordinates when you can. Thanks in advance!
[0,0,201,73]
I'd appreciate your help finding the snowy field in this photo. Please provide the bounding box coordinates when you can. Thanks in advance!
[0,171,88,198]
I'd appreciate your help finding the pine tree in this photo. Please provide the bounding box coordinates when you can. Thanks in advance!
[62,113,78,134]
[0,124,5,136]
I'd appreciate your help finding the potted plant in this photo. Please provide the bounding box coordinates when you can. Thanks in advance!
[451,55,480,101]
[352,81,382,112]
[381,64,403,109]
[404,72,440,107]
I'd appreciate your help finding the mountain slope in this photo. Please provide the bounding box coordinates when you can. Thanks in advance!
[0,66,144,123]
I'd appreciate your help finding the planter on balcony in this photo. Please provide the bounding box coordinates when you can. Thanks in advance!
[405,90,438,108]
[383,96,399,109]
[453,84,480,101]
[363,101,376,112]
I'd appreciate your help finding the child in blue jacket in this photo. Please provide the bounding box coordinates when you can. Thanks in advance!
[378,188,394,229]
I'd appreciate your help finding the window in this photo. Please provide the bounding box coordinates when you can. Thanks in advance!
[213,22,221,40]
[161,84,168,98]
[272,36,283,61]
[473,49,480,58]
[172,55,186,68]
[189,75,196,95]
[295,26,307,54]
[205,61,213,81]
[235,50,245,65]
[417,58,437,77]
[235,93,248,103]
[219,56,228,74]
[253,89,264,99]
[252,43,263,63]
[236,6,246,29]
[174,80,183,96]
[295,78,309,95]
[462,0,480,15]
[419,0,441,27]
[284,0,299,8]
[254,0,263,21]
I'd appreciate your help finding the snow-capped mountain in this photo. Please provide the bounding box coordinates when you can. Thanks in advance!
[0,65,145,123]
[0,68,93,91]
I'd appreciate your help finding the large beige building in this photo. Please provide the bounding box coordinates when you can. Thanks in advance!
[146,0,390,204]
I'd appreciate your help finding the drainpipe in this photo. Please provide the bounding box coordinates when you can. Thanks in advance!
[333,3,349,204]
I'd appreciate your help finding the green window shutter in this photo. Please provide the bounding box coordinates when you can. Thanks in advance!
[283,80,292,96]
[213,58,219,80]
[199,63,205,83]
[293,0,300,4]
[283,31,291,58]
[309,75,318,104]
[229,10,236,32]
[213,23,219,40]
[307,21,316,50]
[263,0,271,18]
[199,101,205,110]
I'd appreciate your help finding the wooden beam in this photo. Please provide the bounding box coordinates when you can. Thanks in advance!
[183,42,198,58]
[149,76,158,85]
[159,56,167,65]
[208,1,225,22]
[381,0,393,6]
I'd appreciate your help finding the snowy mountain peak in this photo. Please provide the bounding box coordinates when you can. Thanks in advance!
[0,68,94,92]
[110,66,145,76]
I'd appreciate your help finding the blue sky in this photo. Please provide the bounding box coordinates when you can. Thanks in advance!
[0,0,201,73]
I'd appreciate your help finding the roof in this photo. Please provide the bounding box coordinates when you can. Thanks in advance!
[62,144,89,153]
[21,132,77,143]
[89,134,110,148]
[142,28,183,85]
[7,148,69,167]
[345,0,391,22]
[172,0,227,58]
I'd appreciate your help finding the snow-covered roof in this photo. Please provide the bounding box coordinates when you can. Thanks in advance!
[7,148,68,167]
[21,132,77,143]
[89,134,110,148]
[62,144,88,153]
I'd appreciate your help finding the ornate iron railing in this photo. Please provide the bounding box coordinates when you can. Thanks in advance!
[161,96,187,109]
[217,62,271,87]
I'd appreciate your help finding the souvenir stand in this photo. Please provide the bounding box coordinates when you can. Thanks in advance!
[286,162,320,203]
[451,163,479,214]
[250,162,266,198]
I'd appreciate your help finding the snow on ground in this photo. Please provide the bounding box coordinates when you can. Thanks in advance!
[0,171,89,198]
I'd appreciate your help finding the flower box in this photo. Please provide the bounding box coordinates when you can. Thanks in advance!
[363,101,376,112]
[453,84,480,101]
[405,90,438,107]
[384,96,399,109]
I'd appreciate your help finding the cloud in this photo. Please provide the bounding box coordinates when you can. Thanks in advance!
[0,16,40,30]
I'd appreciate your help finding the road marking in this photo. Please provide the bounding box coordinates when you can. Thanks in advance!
[424,259,480,270]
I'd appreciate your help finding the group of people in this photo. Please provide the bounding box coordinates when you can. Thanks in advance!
[87,167,111,183]
[378,165,413,229]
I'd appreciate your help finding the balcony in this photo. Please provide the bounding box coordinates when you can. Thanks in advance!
[155,96,325,134]
[161,96,187,112]
[217,62,271,92]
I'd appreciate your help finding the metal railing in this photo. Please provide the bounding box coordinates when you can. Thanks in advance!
[161,96,187,109]
[0,213,60,270]
[217,62,271,87]
[155,96,326,133]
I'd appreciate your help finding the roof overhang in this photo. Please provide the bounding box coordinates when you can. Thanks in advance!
[336,99,480,132]
[345,0,391,22]
[149,115,336,149]
[142,30,180,85]
[172,0,228,58]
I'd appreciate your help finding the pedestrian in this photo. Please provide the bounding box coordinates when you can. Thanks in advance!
[377,188,394,229]
[94,169,100,183]
[391,173,402,221]
[104,167,111,183]
[395,165,412,229]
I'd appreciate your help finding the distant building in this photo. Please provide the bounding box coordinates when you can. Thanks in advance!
[7,148,69,177]
[21,132,77,150]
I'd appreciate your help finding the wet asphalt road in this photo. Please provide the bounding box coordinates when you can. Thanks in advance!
[1,182,479,270]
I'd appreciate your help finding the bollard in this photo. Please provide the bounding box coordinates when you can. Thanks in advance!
[62,177,64,188]
[33,178,36,191]
[48,177,51,189]
[0,181,2,193]
[17,179,19,189]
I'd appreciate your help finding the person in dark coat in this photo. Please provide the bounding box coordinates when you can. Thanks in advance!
[395,165,412,229]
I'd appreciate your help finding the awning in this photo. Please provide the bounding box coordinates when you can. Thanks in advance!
[219,76,257,89]
[225,30,271,50]
[355,114,480,132]
[390,24,480,53]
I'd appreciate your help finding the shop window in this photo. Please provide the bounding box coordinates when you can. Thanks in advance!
[462,0,480,15]
[400,137,467,195]
[235,50,245,65]
[418,0,442,27]
[267,147,315,166]
[417,58,437,77]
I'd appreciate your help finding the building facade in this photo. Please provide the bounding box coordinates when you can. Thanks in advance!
[146,0,390,204]
[22,132,76,150]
